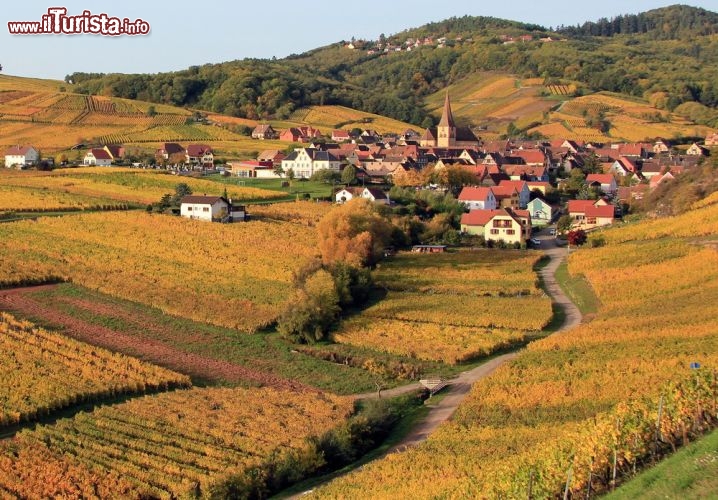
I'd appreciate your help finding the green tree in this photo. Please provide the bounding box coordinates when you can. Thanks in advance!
[557,214,573,234]
[341,164,357,186]
[146,105,157,117]
[277,269,340,343]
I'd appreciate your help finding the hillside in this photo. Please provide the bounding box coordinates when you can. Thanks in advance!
[59,6,718,135]
[0,74,414,156]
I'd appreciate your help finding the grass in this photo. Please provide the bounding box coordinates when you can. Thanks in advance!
[15,284,456,395]
[205,174,335,200]
[606,427,718,499]
[554,260,600,316]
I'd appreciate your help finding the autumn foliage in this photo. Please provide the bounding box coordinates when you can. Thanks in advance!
[317,198,394,267]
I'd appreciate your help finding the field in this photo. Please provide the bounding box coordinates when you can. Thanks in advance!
[0,211,318,332]
[531,92,714,142]
[1,387,353,498]
[316,200,718,497]
[0,283,418,393]
[289,105,415,134]
[333,251,552,363]
[0,168,286,208]
[0,311,189,428]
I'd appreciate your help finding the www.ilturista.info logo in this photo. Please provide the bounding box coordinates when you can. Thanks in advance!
[8,7,150,36]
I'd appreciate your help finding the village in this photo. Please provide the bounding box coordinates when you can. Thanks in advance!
[5,93,716,248]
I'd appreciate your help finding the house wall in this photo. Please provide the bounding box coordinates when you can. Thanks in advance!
[5,149,39,167]
[460,223,485,236]
[484,216,523,245]
[181,201,228,222]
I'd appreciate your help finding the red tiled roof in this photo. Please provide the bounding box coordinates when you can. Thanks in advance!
[498,180,528,191]
[568,199,601,214]
[458,187,494,202]
[89,148,112,160]
[510,150,546,164]
[586,174,615,184]
[461,209,502,226]
[187,144,212,156]
[5,145,35,155]
[161,143,184,155]
[585,205,615,218]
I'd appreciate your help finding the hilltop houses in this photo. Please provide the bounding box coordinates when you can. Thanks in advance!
[251,124,278,140]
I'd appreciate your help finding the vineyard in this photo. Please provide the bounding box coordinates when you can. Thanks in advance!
[0,211,319,332]
[333,251,551,363]
[546,84,575,95]
[289,105,414,134]
[316,200,718,498]
[0,312,190,428]
[0,169,286,206]
[1,387,353,498]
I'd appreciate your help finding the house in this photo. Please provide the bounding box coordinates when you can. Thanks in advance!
[705,132,718,147]
[180,195,233,222]
[609,157,640,177]
[251,124,278,140]
[458,187,497,210]
[157,142,184,161]
[103,145,125,160]
[279,126,322,143]
[229,160,278,178]
[650,171,676,189]
[460,208,532,245]
[186,144,214,169]
[257,150,286,166]
[336,187,390,204]
[653,139,671,154]
[83,148,113,166]
[526,197,557,226]
[281,148,341,179]
[686,143,709,156]
[526,181,551,196]
[5,145,40,168]
[332,130,351,142]
[585,174,618,196]
[497,180,531,208]
[568,200,615,230]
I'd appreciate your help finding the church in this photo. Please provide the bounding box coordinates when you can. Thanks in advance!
[420,93,480,148]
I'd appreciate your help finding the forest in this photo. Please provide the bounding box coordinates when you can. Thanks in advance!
[65,5,718,127]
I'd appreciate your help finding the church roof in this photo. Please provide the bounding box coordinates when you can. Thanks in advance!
[438,92,456,128]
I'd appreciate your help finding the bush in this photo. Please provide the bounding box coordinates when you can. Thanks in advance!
[277,269,340,343]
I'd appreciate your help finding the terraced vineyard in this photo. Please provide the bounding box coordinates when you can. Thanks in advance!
[0,312,189,428]
[0,211,319,332]
[317,197,718,498]
[334,251,551,363]
[2,387,353,498]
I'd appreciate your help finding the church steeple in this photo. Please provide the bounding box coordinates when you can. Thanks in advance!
[436,91,456,147]
[438,92,455,128]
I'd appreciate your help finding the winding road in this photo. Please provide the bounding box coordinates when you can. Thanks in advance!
[373,232,582,454]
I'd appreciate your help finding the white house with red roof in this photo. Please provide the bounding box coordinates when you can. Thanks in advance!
[649,171,676,189]
[705,132,718,147]
[568,199,614,230]
[332,130,351,142]
[229,160,277,178]
[585,174,618,196]
[186,144,214,169]
[608,157,640,177]
[5,145,39,168]
[83,148,113,167]
[180,195,241,222]
[458,186,497,210]
[460,208,532,245]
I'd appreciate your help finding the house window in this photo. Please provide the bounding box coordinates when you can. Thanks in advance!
[506,229,515,235]
[187,207,193,211]
[490,229,499,235]
[203,207,209,212]
[587,217,597,224]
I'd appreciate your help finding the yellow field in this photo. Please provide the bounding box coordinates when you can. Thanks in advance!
[0,211,319,332]
[3,387,352,498]
[333,251,551,363]
[290,105,414,134]
[0,312,190,428]
[316,200,718,498]
[249,200,333,225]
[0,168,285,206]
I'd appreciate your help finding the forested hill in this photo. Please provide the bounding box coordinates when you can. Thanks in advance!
[65,5,718,128]
[557,4,718,39]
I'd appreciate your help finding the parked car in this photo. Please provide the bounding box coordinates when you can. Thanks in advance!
[530,238,541,246]
[548,228,556,236]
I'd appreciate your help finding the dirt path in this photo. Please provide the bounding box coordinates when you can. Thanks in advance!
[384,244,581,454]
